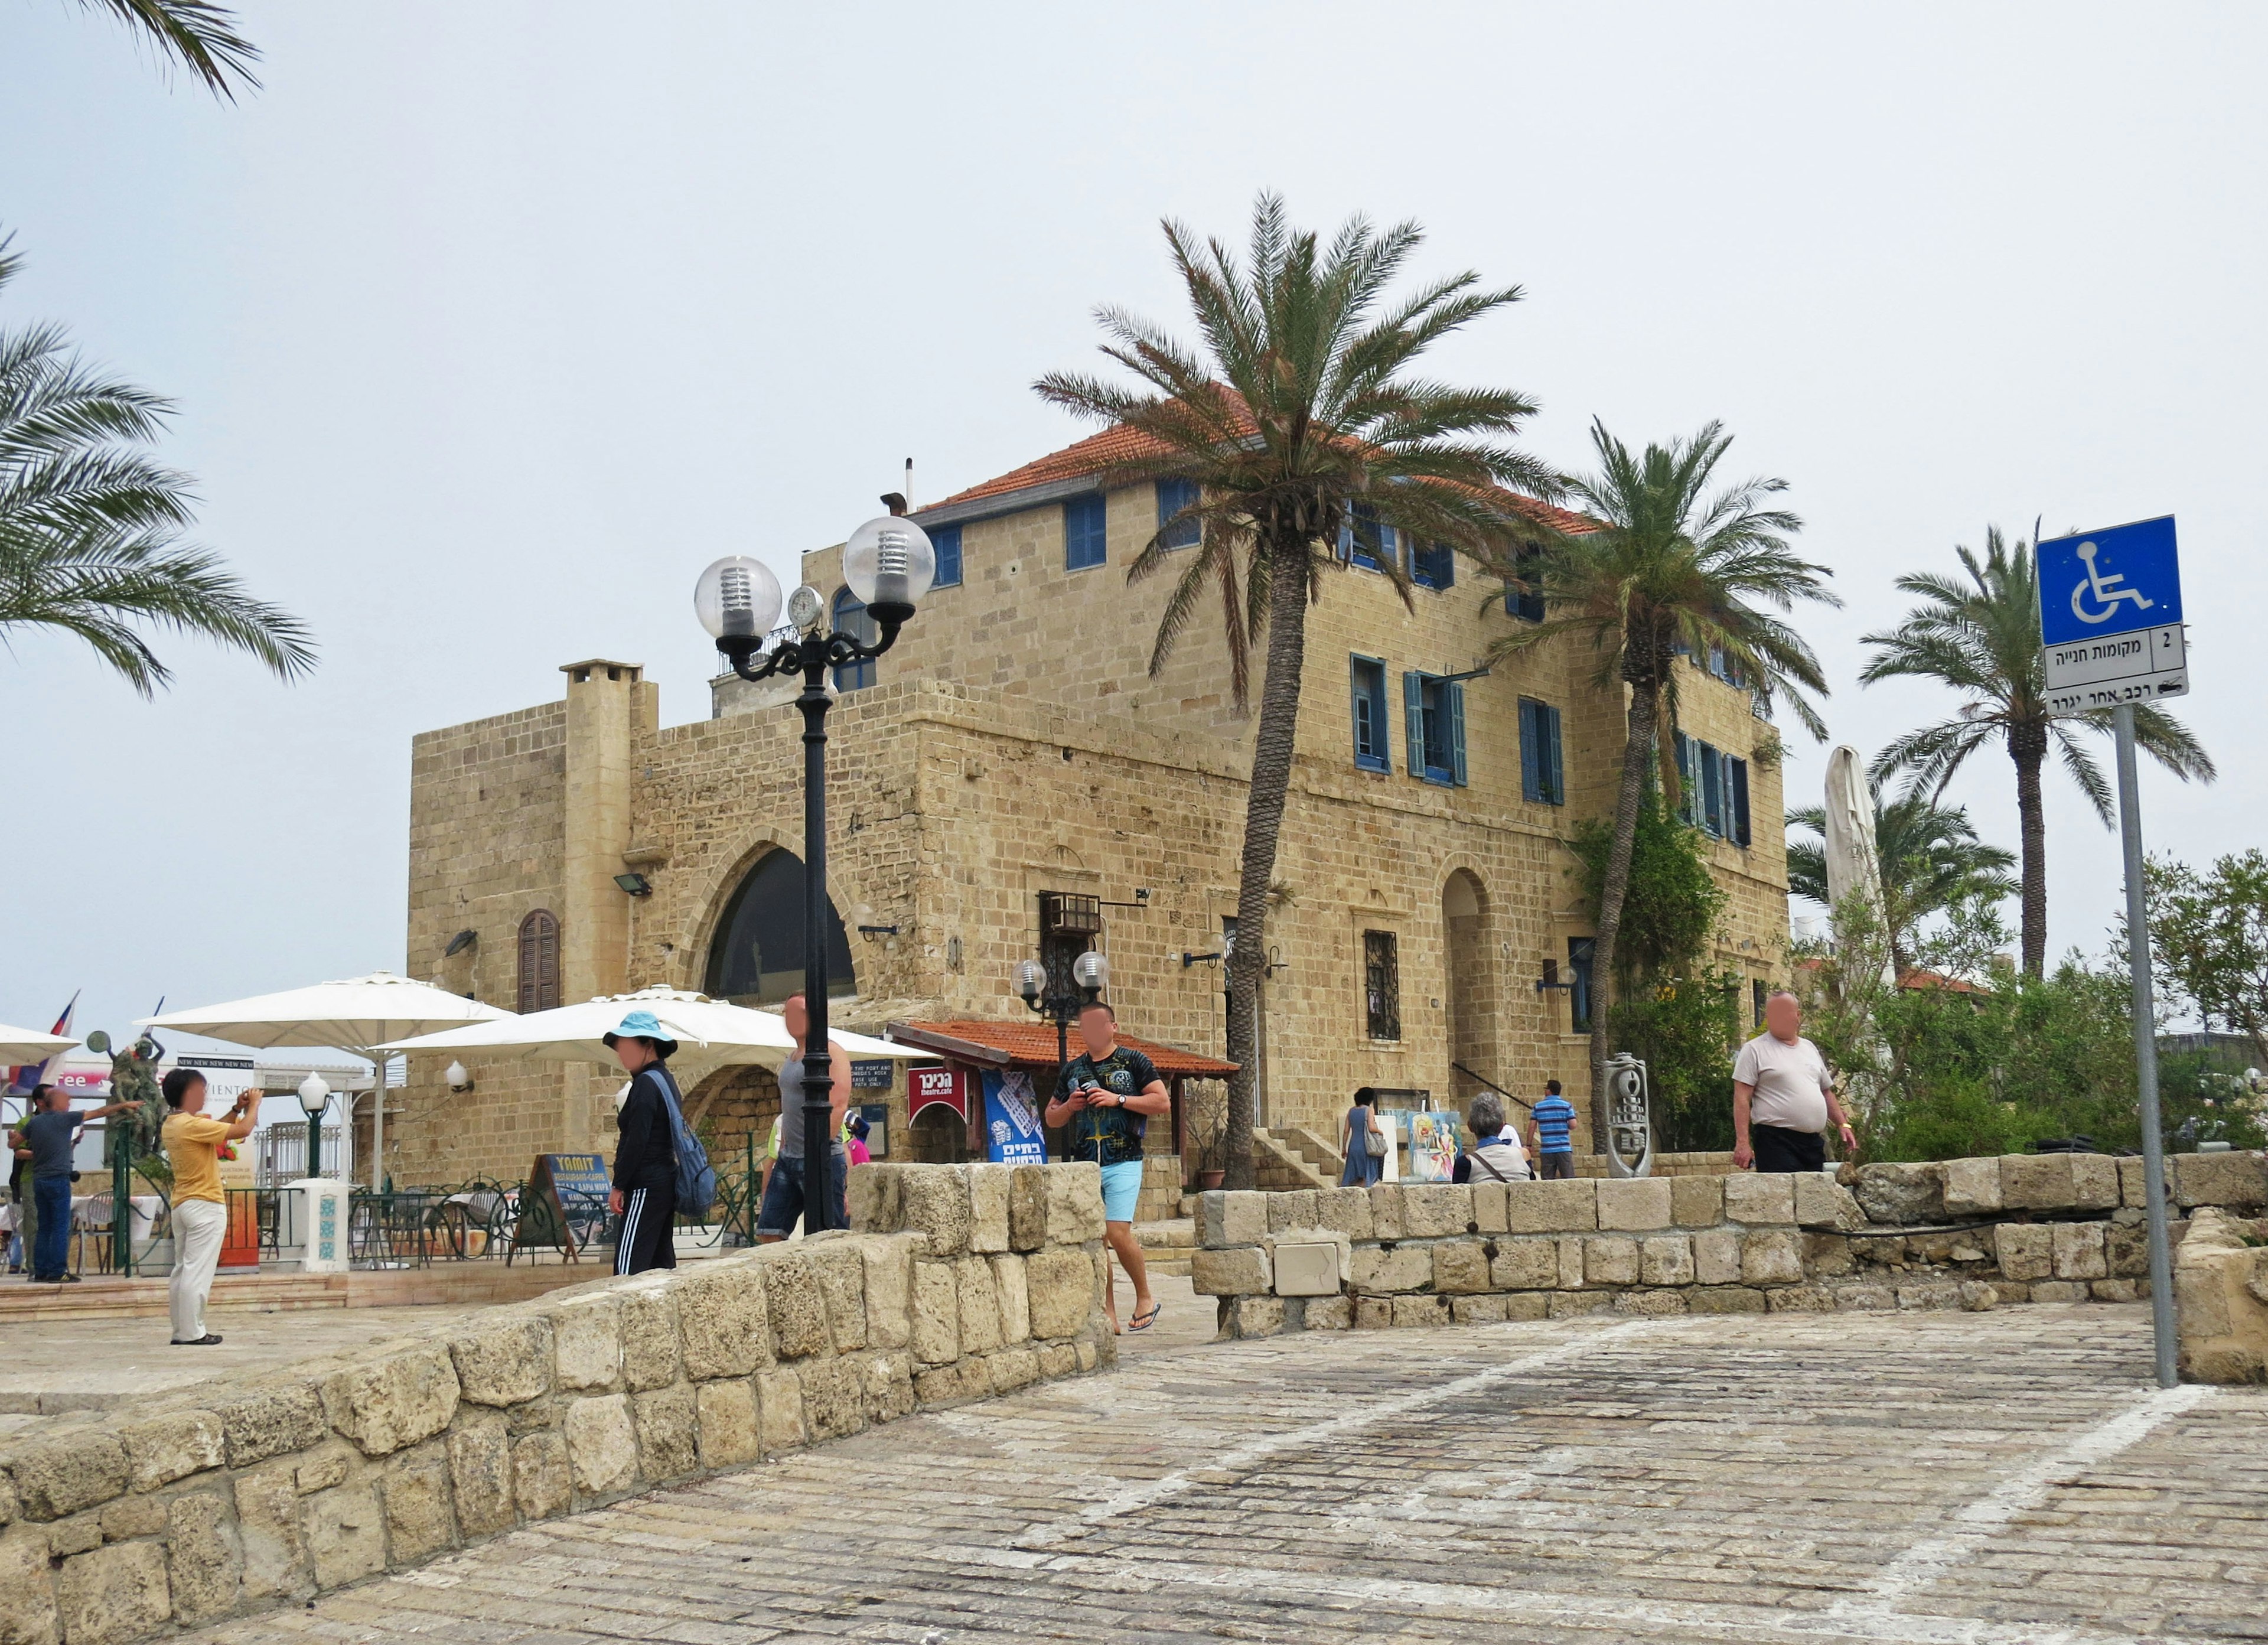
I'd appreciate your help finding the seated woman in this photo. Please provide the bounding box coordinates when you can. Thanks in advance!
[1452,1092,1531,1184]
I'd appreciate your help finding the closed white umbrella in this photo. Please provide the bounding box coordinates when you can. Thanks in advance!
[142,973,513,1190]
[0,1023,79,1064]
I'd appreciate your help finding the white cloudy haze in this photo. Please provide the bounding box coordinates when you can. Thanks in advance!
[2,2,2262,1050]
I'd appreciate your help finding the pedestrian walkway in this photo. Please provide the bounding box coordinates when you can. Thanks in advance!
[178,1301,2267,1644]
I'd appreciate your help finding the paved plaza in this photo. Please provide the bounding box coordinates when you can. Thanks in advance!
[175,1299,2265,1645]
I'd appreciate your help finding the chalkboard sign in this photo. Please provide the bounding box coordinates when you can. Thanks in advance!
[849,1059,894,1090]
[514,1153,612,1262]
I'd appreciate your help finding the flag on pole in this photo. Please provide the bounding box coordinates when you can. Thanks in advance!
[5,992,77,1096]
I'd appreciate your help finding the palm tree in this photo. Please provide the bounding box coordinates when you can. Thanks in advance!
[1037,194,1556,1188]
[69,0,261,99]
[1,237,315,693]
[1787,780,2016,972]
[1862,527,2212,976]
[1488,419,1836,1144]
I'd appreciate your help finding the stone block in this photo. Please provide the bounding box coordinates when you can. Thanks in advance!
[57,1540,168,1644]
[445,1315,553,1410]
[1490,1239,1559,1291]
[511,1432,569,1522]
[1741,1229,1804,1286]
[1272,1241,1341,1296]
[216,1385,327,1470]
[1267,1189,1319,1232]
[382,1454,457,1563]
[1960,1281,2002,1310]
[619,1289,681,1392]
[1191,1245,1272,1297]
[765,1256,832,1360]
[862,1235,915,1351]
[1503,1292,1552,1321]
[846,1161,900,1233]
[990,1253,1032,1343]
[1037,1342,1079,1378]
[1468,1181,1508,1233]
[1794,1174,1858,1230]
[861,1353,917,1422]
[2118,1154,2169,1210]
[1834,1284,1896,1311]
[911,1360,989,1409]
[1354,1297,1392,1330]
[1044,1162,1106,1245]
[7,1432,126,1520]
[955,1256,1005,1354]
[1993,1222,2053,1282]
[1392,1295,1451,1328]
[1008,1164,1047,1250]
[1557,1236,1586,1288]
[1312,1187,1374,1240]
[2090,1279,2143,1302]
[1805,1233,1854,1276]
[549,1298,623,1390]
[672,1266,771,1379]
[1595,1178,1673,1232]
[1765,1285,1836,1312]
[1451,1294,1509,1324]
[901,1166,974,1255]
[302,1484,385,1589]
[98,1496,164,1542]
[1893,1281,1961,1310]
[1689,1286,1768,1314]
[1693,1228,1743,1286]
[982,1348,1040,1395]
[1547,1292,1609,1318]
[293,1450,349,1494]
[1305,1295,1354,1330]
[1855,1162,1944,1224]
[1229,1297,1286,1338]
[1400,1185,1474,1238]
[1366,1184,1406,1240]
[2071,1154,2120,1211]
[1349,1245,1430,1295]
[632,1386,698,1481]
[799,1357,869,1441]
[2174,1150,2268,1209]
[967,1164,1012,1253]
[2001,1154,2077,1213]
[447,1419,514,1539]
[693,1380,760,1468]
[118,1411,223,1494]
[2052,1222,2110,1281]
[1640,1235,1696,1287]
[911,1260,960,1364]
[1025,1247,1094,1340]
[562,1395,637,1496]
[1940,1155,2005,1217]
[0,1526,55,1645]
[47,1517,97,1560]
[1505,1178,1596,1233]
[323,1346,460,1458]
[232,1468,309,1602]
[1432,1240,1490,1294]
[1670,1175,1723,1229]
[1614,1288,1689,1317]
[1722,1173,1795,1226]
[2030,1279,2089,1303]
[1584,1236,1640,1286]
[2107,1221,2152,1278]
[1199,1190,1268,1248]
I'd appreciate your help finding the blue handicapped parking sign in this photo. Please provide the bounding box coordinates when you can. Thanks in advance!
[2037,516,2182,647]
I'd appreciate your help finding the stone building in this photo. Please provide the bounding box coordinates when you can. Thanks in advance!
[389,425,1791,1190]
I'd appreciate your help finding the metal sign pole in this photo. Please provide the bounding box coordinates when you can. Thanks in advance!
[2113,702,2178,1387]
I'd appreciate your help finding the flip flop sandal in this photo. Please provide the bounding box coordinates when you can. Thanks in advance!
[1127,1302,1162,1333]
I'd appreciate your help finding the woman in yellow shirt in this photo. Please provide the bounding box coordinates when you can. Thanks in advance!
[159,1069,259,1346]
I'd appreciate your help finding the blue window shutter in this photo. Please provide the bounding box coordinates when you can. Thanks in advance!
[1350,503,1384,570]
[1448,680,1467,786]
[1731,757,1751,845]
[1674,732,1695,824]
[1064,494,1106,570]
[1403,672,1425,776]
[1543,702,1563,805]
[1519,700,1542,802]
[1337,502,1354,562]
[1701,743,1724,837]
[1351,657,1390,771]
[931,524,963,588]
[1350,657,1367,766]
[1156,479,1200,550]
[831,588,875,690]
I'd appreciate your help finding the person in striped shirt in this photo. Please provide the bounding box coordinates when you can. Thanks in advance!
[1524,1080,1578,1180]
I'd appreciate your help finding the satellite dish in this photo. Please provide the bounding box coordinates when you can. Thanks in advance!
[84,1030,112,1055]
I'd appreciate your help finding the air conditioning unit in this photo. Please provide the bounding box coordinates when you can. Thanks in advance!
[1040,891,1102,937]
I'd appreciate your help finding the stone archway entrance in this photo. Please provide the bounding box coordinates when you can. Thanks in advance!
[1442,869,1496,1112]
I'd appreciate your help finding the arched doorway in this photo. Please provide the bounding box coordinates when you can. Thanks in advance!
[1442,869,1497,1112]
[704,848,856,1004]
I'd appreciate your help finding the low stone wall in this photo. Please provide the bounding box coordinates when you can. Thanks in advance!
[0,1163,1115,1645]
[2175,1206,2268,1383]
[1193,1151,2268,1350]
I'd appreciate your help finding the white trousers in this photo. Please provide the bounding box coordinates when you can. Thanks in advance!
[170,1198,227,1342]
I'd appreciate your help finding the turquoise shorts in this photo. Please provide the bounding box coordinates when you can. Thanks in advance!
[1099,1159,1144,1223]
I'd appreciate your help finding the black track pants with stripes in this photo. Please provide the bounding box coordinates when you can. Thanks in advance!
[614,1184,677,1275]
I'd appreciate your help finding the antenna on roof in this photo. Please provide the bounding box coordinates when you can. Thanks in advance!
[904,457,914,512]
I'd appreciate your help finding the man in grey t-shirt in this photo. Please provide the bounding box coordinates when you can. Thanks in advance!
[6,1085,132,1283]
[1732,991,1855,1174]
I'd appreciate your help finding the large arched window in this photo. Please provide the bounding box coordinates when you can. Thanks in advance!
[517,910,561,1012]
[832,587,876,690]
[703,849,856,1004]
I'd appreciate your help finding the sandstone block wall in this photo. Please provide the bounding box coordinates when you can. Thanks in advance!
[0,1164,1113,1644]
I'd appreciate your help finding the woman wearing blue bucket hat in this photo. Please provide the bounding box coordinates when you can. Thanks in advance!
[603,1009,681,1275]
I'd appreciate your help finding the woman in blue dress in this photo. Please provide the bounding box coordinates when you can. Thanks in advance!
[1339,1087,1385,1187]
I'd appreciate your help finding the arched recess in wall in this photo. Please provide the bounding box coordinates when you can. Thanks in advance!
[1441,868,1496,1110]
[703,848,856,1004]
[517,910,561,1012]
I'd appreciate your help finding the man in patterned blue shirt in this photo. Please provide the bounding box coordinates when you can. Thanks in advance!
[1044,1002,1169,1332]
[1524,1080,1578,1180]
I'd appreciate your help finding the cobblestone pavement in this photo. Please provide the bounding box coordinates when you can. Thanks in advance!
[191,1302,2266,1644]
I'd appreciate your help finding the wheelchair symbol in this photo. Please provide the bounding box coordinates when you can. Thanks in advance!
[2070,540,2156,626]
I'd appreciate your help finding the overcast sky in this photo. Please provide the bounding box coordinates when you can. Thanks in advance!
[3,2,2262,1053]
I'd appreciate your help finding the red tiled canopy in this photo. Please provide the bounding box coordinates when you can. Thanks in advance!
[888,1019,1236,1078]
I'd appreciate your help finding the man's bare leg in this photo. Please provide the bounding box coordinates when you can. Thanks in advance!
[1103,1220,1154,1329]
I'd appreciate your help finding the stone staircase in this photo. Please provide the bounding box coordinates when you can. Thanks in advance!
[1132,1217,1194,1276]
[1255,1125,1342,1191]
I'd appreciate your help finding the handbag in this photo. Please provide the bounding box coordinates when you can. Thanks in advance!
[1364,1118,1386,1158]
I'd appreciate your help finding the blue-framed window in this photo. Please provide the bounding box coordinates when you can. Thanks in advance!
[1064,493,1107,571]
[1156,478,1200,550]
[1350,656,1390,771]
[832,588,876,690]
[1518,698,1563,804]
[1673,732,1752,845]
[1402,671,1467,787]
[1568,937,1596,1034]
[1344,502,1398,572]
[1507,544,1546,621]
[931,523,963,588]
[1412,540,1455,591]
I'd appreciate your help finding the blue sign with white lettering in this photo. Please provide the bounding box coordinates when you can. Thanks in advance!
[2037,516,2181,647]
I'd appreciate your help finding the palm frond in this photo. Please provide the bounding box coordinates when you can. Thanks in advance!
[74,0,262,100]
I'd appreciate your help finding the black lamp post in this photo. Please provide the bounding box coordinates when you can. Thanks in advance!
[695,507,934,1233]
[1016,949,1109,1118]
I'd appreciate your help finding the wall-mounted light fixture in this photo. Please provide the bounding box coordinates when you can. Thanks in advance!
[444,929,478,958]
[1181,950,1223,969]
[445,1060,475,1093]
[1534,957,1575,994]
[856,923,900,937]
[614,872,653,897]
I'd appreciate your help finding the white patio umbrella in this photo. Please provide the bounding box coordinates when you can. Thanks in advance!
[0,1023,79,1064]
[142,973,513,1190]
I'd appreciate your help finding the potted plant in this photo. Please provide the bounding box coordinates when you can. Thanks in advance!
[1191,1110,1228,1191]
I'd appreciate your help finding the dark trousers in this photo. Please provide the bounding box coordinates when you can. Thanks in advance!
[1751,1123,1825,1174]
[758,1151,847,1236]
[613,1184,676,1275]
[1537,1152,1578,1181]
[32,1178,70,1280]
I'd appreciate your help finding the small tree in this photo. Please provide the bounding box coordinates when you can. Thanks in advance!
[2145,848,2268,1069]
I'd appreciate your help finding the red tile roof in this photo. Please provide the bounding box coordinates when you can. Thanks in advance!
[888,1019,1236,1077]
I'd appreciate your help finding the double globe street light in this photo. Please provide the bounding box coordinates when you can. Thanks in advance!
[1017,948,1109,1100]
[695,509,936,1233]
